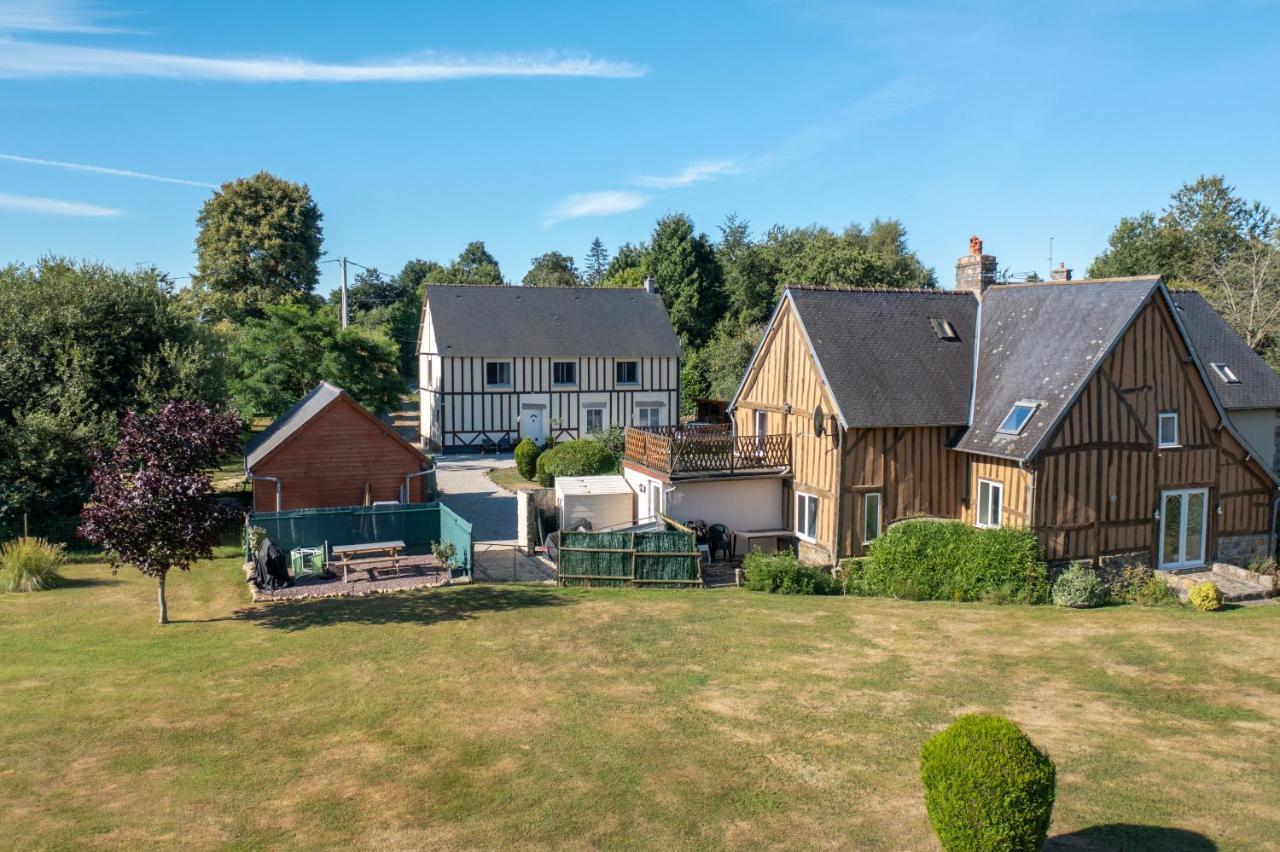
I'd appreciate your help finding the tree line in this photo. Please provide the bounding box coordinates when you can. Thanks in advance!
[3,170,1276,536]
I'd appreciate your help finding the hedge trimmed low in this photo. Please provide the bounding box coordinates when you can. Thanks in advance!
[920,715,1056,852]
[847,519,1048,603]
[743,550,838,595]
[534,439,618,487]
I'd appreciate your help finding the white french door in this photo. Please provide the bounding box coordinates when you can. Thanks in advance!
[1159,488,1208,570]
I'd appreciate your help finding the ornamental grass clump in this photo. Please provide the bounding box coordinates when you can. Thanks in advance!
[1189,580,1224,612]
[920,715,1056,852]
[1051,564,1108,608]
[0,537,65,592]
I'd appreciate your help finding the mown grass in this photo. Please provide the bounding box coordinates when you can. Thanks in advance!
[1,558,1278,849]
[486,464,540,492]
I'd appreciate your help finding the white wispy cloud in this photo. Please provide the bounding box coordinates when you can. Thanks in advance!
[544,191,647,225]
[0,0,132,34]
[0,153,215,188]
[632,159,741,189]
[0,191,120,216]
[0,38,645,82]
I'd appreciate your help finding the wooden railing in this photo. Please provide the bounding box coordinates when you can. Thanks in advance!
[623,427,791,475]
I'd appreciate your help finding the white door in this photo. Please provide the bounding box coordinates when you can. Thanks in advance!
[647,479,663,519]
[1159,488,1208,570]
[522,408,544,444]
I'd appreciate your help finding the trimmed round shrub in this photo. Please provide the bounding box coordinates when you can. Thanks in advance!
[1189,580,1224,612]
[920,715,1056,852]
[0,537,66,592]
[1051,564,1107,608]
[514,438,542,481]
[534,439,617,487]
[743,550,837,595]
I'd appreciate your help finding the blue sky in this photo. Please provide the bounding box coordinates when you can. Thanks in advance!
[1,0,1278,296]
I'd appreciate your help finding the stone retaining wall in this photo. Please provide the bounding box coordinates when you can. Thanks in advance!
[1216,533,1270,568]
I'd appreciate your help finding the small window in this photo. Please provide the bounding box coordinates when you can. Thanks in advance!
[863,492,882,544]
[977,479,1002,528]
[552,361,577,386]
[615,361,639,385]
[998,401,1038,435]
[485,361,511,387]
[636,406,661,429]
[796,493,819,542]
[1158,412,1179,448]
[585,409,604,434]
[1211,363,1241,384]
[929,317,959,341]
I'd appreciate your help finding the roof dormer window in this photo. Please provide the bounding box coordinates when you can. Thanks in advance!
[930,318,959,341]
[1211,362,1241,384]
[997,400,1040,435]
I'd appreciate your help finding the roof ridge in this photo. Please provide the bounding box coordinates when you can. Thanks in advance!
[785,285,966,295]
[426,283,654,293]
[993,276,1160,290]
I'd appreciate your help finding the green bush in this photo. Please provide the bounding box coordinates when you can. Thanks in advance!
[0,537,65,592]
[743,550,838,595]
[855,520,1048,603]
[1117,566,1179,607]
[1189,581,1224,612]
[840,556,870,595]
[534,439,618,487]
[514,438,542,481]
[590,425,626,458]
[1051,564,1108,608]
[920,715,1056,852]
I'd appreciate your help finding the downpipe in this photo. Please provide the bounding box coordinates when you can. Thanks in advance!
[248,474,282,512]
[402,465,435,503]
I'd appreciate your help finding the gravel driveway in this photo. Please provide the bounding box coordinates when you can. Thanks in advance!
[434,454,518,543]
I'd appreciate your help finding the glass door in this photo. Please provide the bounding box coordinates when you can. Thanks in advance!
[1159,488,1208,570]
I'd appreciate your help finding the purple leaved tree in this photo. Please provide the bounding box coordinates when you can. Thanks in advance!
[79,401,243,624]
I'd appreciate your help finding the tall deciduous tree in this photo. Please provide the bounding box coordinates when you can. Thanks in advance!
[79,402,242,624]
[645,213,725,349]
[583,238,610,286]
[446,241,505,285]
[523,251,581,287]
[717,214,774,327]
[600,242,647,289]
[192,172,324,321]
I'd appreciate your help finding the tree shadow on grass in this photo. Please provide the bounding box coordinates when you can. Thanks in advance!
[1047,824,1216,851]
[54,575,121,589]
[235,584,573,632]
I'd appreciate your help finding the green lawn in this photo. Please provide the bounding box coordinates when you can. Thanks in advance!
[3,558,1279,850]
[487,464,540,491]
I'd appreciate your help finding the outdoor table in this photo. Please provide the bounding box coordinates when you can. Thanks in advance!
[330,540,406,583]
[731,528,794,558]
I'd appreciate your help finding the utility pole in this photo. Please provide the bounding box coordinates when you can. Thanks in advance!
[339,256,349,329]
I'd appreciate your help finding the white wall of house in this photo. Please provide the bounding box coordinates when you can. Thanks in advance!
[1227,408,1280,472]
[664,478,784,550]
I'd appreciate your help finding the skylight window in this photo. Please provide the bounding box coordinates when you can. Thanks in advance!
[930,318,959,340]
[1211,363,1241,384]
[998,401,1039,435]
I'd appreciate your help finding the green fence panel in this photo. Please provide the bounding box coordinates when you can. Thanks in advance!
[559,527,700,588]
[438,502,473,574]
[635,529,700,585]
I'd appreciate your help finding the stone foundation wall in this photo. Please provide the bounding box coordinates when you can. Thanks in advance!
[1049,551,1150,589]
[1217,533,1271,568]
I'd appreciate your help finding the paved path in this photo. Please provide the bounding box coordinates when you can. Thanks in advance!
[435,454,518,543]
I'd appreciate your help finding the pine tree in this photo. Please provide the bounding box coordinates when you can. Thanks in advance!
[584,237,610,286]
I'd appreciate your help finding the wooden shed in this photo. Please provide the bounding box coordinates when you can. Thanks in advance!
[245,382,432,513]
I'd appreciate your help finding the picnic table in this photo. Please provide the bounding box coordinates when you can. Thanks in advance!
[331,540,406,583]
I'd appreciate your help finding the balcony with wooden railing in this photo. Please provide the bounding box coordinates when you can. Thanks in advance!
[623,426,792,476]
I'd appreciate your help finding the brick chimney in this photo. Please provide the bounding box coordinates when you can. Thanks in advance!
[955,236,997,297]
[1050,262,1072,282]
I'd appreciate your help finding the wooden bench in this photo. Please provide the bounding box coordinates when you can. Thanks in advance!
[331,540,406,583]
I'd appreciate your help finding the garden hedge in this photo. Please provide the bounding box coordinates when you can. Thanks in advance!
[743,550,837,595]
[514,438,541,481]
[534,439,618,487]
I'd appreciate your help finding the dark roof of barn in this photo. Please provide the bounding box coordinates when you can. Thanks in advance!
[244,381,426,470]
[423,285,682,358]
[1171,289,1280,410]
[954,278,1160,460]
[785,287,978,427]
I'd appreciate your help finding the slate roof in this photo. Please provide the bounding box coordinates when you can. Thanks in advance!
[1171,289,1280,410]
[423,285,682,358]
[785,288,977,427]
[244,382,426,470]
[953,278,1161,460]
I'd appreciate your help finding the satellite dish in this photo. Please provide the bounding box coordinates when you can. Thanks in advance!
[812,404,825,437]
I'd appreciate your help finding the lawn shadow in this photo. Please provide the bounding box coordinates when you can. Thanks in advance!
[236,583,572,632]
[55,575,122,589]
[1047,824,1216,851]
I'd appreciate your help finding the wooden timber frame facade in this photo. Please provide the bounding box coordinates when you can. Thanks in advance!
[730,283,1278,568]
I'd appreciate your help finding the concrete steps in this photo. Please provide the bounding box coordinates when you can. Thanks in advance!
[1165,563,1278,603]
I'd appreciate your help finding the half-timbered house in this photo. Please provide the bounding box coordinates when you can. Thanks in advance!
[418,285,682,452]
[707,238,1280,572]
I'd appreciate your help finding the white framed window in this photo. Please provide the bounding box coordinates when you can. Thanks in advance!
[976,479,1003,528]
[552,361,577,387]
[863,492,882,544]
[1211,363,1240,384]
[796,492,819,543]
[615,360,639,385]
[484,360,511,387]
[585,409,605,434]
[636,406,661,429]
[998,400,1039,435]
[1158,411,1179,448]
